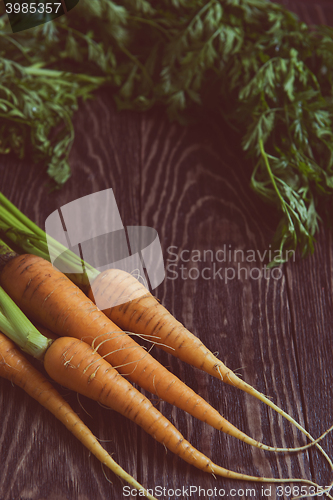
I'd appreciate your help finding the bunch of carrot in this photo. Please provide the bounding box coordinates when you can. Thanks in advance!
[0,192,333,497]
[0,265,332,497]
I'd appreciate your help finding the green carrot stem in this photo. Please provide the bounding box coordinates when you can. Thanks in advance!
[0,239,17,272]
[0,213,49,260]
[0,239,15,257]
[0,287,51,360]
[0,193,46,240]
[24,65,108,85]
[0,193,100,289]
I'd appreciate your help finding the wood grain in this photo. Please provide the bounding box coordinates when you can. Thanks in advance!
[285,226,333,487]
[137,109,319,499]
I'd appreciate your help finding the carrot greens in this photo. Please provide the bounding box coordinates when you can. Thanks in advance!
[1,0,333,260]
[0,192,99,291]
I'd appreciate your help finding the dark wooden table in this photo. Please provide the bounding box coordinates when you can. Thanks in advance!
[1,2,332,499]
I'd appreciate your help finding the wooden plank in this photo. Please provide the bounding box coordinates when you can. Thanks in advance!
[285,228,333,489]
[137,110,318,499]
[271,0,333,490]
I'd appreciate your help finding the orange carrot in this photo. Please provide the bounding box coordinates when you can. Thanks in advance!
[87,268,274,385]
[0,253,322,456]
[41,334,331,490]
[87,267,331,454]
[0,331,157,500]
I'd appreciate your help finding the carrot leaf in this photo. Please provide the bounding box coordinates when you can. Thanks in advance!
[1,0,333,261]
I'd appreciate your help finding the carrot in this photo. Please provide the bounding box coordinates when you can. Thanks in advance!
[1,287,330,494]
[0,252,325,456]
[0,331,157,500]
[87,267,333,458]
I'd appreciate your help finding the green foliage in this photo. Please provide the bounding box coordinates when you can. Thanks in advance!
[1,0,333,262]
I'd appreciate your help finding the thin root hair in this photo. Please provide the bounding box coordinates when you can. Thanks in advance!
[90,330,174,352]
[151,375,163,406]
[292,480,333,500]
[90,332,150,353]
[216,364,224,382]
[111,351,151,375]
[232,367,246,379]
[76,392,93,419]
[101,462,114,486]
